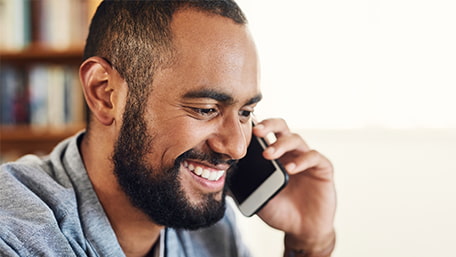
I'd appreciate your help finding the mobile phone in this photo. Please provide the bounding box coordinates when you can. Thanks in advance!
[228,133,289,217]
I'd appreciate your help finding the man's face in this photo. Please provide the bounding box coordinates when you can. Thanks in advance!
[113,9,260,229]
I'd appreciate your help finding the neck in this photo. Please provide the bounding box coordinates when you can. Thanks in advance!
[109,203,163,257]
[97,186,163,257]
[80,131,164,257]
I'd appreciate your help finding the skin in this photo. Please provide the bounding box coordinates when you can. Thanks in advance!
[79,9,336,257]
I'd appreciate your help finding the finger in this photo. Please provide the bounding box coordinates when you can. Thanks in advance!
[263,132,310,160]
[253,118,291,138]
[283,150,333,179]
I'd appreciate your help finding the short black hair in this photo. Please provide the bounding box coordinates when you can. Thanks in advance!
[83,1,247,126]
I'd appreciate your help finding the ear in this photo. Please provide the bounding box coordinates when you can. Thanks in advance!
[79,57,119,126]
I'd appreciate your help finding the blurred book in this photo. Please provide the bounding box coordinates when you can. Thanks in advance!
[0,0,31,50]
[1,65,84,127]
[1,0,102,51]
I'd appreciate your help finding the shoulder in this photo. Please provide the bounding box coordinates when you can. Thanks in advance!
[0,155,76,212]
[0,135,83,217]
[0,157,81,256]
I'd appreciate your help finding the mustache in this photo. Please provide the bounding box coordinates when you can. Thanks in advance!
[175,148,237,167]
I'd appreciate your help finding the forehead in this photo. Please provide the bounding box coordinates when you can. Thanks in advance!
[150,9,259,98]
[170,9,253,57]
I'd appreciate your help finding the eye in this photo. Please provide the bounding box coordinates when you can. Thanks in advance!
[239,109,253,123]
[239,110,252,117]
[190,107,219,120]
[197,108,217,115]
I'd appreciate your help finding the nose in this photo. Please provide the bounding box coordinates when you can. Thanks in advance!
[207,116,249,160]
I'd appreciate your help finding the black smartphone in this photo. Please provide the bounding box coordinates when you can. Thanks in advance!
[229,133,289,216]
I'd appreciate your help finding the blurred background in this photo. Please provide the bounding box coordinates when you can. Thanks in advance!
[1,0,455,256]
[234,1,456,256]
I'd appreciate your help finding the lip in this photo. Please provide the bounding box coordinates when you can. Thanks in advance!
[185,159,231,171]
[182,160,227,192]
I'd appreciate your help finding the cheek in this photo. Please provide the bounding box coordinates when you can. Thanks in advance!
[147,120,213,168]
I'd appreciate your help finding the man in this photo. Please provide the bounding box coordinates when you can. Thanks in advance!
[0,1,336,257]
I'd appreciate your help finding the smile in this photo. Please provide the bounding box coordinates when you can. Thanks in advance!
[183,160,225,181]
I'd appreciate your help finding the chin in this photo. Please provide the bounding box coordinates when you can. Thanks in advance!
[187,190,225,206]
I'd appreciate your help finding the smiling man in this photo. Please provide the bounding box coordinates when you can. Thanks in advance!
[0,1,336,257]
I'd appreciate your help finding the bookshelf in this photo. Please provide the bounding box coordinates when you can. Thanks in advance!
[0,0,101,162]
[0,46,85,64]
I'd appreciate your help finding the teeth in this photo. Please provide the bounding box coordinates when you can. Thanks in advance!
[208,171,217,181]
[201,169,210,179]
[216,170,224,180]
[183,161,225,181]
[195,166,203,176]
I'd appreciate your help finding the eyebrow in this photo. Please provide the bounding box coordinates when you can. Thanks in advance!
[183,89,262,106]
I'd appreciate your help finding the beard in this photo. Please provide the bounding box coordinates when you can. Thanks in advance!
[112,105,234,230]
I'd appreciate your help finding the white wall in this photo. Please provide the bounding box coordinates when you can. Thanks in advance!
[233,129,456,257]
[237,0,456,129]
[233,0,456,256]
